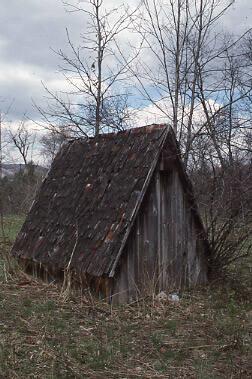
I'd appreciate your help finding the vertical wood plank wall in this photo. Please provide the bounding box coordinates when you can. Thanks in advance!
[112,163,208,304]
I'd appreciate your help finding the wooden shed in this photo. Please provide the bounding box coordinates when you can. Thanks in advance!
[11,124,210,303]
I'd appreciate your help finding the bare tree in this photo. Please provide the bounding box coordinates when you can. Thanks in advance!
[128,0,252,167]
[40,130,68,166]
[190,131,252,277]
[36,0,139,138]
[8,120,36,166]
[0,102,14,238]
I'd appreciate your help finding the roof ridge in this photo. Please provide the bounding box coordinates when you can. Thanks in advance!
[67,124,169,144]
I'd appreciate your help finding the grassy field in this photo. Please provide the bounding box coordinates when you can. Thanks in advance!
[0,214,25,241]
[0,216,251,378]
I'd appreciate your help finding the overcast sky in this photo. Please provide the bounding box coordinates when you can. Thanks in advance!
[0,0,251,125]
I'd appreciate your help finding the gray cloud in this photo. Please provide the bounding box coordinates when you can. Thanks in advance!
[0,0,251,123]
[0,0,83,69]
[222,0,252,34]
[0,0,85,120]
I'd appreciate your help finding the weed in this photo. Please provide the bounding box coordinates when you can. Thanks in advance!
[164,319,177,334]
[193,358,217,379]
[150,331,164,348]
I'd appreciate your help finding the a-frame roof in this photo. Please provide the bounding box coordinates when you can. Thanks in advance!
[11,124,207,278]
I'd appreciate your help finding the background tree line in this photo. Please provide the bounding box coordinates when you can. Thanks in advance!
[0,117,45,217]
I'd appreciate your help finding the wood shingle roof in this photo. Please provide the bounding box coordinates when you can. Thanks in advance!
[11,124,170,277]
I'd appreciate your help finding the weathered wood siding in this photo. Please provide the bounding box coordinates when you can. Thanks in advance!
[112,162,208,303]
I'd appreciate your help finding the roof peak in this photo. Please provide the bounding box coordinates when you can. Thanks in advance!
[97,123,169,138]
[70,124,170,143]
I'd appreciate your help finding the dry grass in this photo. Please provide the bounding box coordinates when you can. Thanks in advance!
[0,216,251,378]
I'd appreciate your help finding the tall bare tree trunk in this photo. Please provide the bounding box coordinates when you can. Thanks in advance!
[95,0,102,136]
[173,0,182,136]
